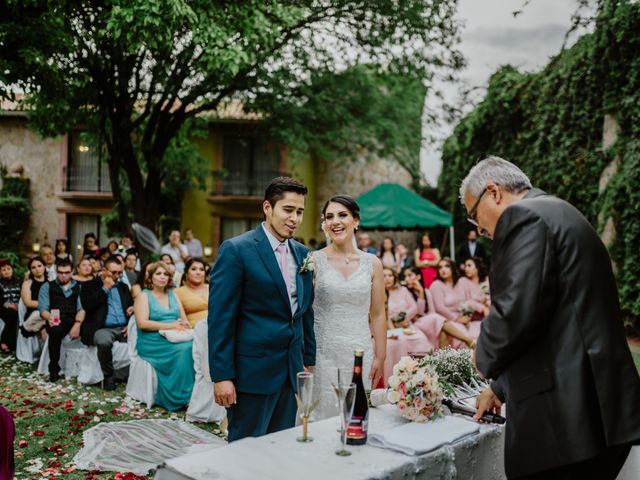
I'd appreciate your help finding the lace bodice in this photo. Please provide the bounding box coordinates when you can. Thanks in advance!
[311,250,375,420]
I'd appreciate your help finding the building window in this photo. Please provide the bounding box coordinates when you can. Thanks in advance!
[66,131,111,192]
[67,214,106,259]
[221,218,262,242]
[221,136,280,195]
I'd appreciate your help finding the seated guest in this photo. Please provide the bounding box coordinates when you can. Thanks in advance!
[123,251,139,287]
[461,256,490,319]
[183,229,203,258]
[0,260,21,353]
[377,237,400,272]
[54,238,73,265]
[382,267,433,385]
[134,261,194,411]
[40,244,57,281]
[82,232,100,258]
[396,243,413,272]
[72,257,95,284]
[429,258,481,349]
[0,405,15,480]
[118,233,136,256]
[79,255,134,391]
[38,259,85,382]
[130,261,152,300]
[160,253,182,287]
[161,230,189,273]
[175,258,209,328]
[87,255,102,276]
[21,256,48,338]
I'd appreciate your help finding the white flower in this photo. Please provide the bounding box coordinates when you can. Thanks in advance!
[96,409,104,415]
[77,408,85,415]
[299,253,315,274]
[387,390,401,403]
[388,375,400,389]
[93,416,101,422]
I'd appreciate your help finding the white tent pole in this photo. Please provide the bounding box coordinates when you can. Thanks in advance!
[450,226,455,261]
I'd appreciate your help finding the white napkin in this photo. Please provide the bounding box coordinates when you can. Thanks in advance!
[368,415,480,455]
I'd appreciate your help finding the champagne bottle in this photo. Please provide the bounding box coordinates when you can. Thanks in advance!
[346,348,369,445]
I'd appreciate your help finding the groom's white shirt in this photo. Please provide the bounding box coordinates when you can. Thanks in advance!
[262,223,299,315]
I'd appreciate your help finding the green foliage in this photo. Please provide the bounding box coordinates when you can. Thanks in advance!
[1,177,30,198]
[0,196,32,251]
[1,0,462,230]
[253,65,427,183]
[438,0,640,323]
[0,250,26,279]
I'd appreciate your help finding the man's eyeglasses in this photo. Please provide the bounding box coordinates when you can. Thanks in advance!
[467,188,488,227]
[106,269,122,277]
[57,270,72,275]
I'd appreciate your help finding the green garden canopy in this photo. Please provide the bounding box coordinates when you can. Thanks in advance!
[357,183,452,229]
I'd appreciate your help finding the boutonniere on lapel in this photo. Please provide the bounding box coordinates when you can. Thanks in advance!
[299,253,315,274]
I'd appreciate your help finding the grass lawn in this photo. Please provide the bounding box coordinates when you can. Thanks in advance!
[0,354,224,479]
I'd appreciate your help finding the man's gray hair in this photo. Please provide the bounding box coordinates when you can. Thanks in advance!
[459,156,532,204]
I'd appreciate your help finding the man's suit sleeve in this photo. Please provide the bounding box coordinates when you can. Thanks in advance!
[302,284,316,367]
[80,279,107,312]
[476,207,555,380]
[208,241,243,383]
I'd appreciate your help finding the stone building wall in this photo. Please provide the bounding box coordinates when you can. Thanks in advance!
[0,116,62,248]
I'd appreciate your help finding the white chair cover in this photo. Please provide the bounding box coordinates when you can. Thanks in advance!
[0,317,5,340]
[77,341,131,385]
[37,335,85,378]
[186,319,226,423]
[16,299,44,364]
[125,316,157,407]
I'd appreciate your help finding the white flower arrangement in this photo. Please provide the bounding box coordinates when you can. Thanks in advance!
[299,252,314,274]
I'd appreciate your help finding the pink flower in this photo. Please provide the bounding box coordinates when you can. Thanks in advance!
[398,401,407,412]
[399,383,407,396]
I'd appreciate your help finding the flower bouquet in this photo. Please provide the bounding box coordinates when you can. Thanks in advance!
[386,356,444,423]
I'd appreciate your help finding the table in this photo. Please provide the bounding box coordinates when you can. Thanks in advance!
[155,405,506,480]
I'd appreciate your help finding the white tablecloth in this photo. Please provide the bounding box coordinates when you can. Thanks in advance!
[155,405,506,480]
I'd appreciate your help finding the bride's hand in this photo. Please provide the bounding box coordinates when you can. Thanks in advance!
[370,357,384,389]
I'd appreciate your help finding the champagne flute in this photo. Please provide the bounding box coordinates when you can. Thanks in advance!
[334,368,352,433]
[295,371,318,442]
[333,381,356,456]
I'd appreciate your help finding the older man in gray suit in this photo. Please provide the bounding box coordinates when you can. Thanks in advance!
[461,156,640,479]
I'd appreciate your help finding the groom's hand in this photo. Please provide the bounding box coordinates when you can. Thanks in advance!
[214,380,236,408]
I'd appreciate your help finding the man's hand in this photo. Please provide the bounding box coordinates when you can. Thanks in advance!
[304,365,315,373]
[7,303,18,311]
[473,387,502,422]
[103,274,116,290]
[69,322,81,340]
[214,380,236,408]
[122,326,128,338]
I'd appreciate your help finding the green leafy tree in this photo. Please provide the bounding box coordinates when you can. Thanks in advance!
[0,0,462,231]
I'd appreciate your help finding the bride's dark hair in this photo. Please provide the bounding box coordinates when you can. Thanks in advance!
[321,195,360,220]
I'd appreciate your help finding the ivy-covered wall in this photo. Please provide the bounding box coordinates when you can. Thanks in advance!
[438,0,640,324]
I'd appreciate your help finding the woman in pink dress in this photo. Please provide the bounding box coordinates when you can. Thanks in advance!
[429,258,483,349]
[462,257,491,320]
[377,236,400,273]
[403,266,475,349]
[383,267,433,385]
[413,231,440,288]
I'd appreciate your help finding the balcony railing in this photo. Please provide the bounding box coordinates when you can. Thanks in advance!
[66,163,112,193]
[215,170,281,196]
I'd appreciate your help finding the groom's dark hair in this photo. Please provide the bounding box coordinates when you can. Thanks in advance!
[264,177,308,206]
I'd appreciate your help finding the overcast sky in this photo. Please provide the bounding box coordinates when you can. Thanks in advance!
[421,0,588,185]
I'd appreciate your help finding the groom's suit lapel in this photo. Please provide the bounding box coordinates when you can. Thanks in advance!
[254,227,292,314]
[291,243,304,316]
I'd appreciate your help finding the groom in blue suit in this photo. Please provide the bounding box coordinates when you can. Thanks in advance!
[208,177,316,442]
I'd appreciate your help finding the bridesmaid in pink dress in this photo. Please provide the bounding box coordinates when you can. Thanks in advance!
[382,267,434,385]
[403,266,476,350]
[462,257,491,317]
[413,231,440,288]
[429,258,485,349]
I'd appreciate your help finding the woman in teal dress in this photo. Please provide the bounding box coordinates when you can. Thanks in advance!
[134,261,194,411]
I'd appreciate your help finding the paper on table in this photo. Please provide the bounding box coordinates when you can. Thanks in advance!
[368,415,480,456]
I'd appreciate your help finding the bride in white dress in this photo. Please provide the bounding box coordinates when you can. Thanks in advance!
[312,195,387,420]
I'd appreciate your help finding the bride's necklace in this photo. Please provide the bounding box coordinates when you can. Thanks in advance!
[329,247,356,264]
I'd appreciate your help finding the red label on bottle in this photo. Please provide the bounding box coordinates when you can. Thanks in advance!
[347,415,368,439]
[354,366,362,374]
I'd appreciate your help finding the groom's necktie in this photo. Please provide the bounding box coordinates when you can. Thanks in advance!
[275,243,291,295]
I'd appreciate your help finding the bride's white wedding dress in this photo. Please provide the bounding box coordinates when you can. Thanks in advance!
[312,249,375,420]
